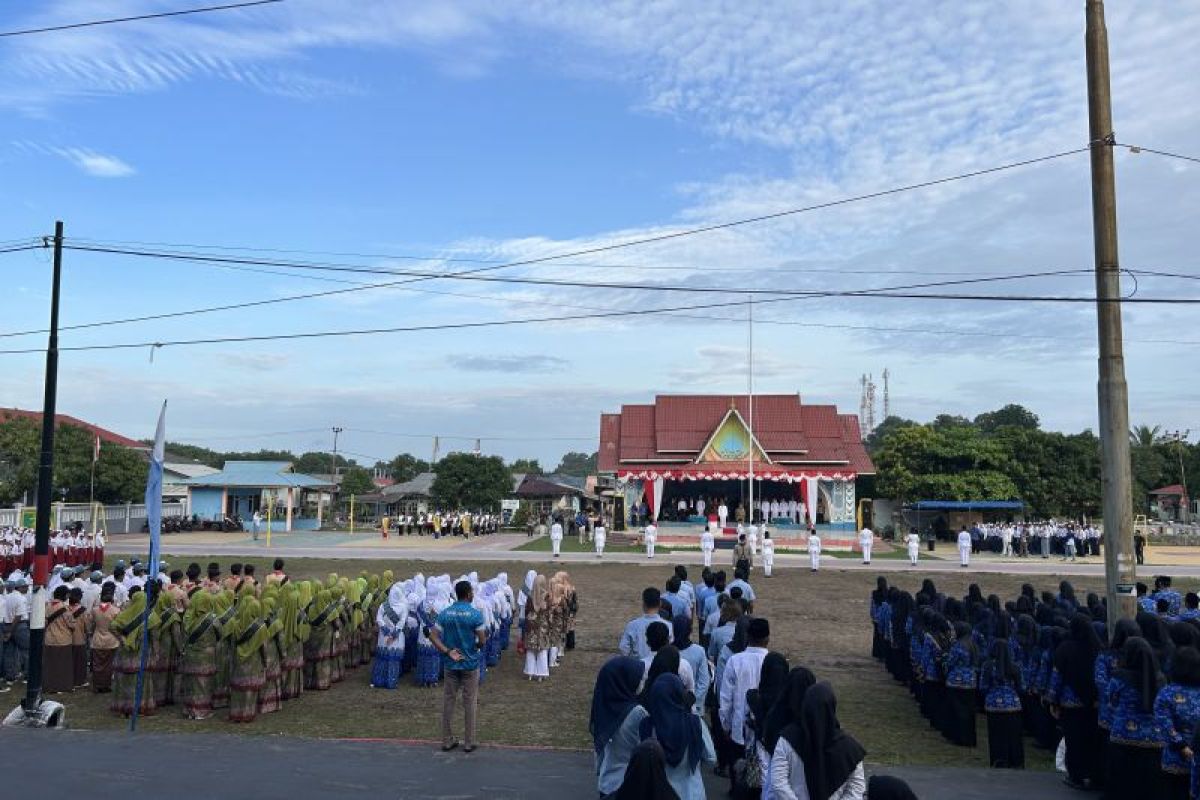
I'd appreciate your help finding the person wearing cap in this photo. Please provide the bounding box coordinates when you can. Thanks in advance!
[718,617,770,755]
[204,563,222,593]
[157,561,172,587]
[82,571,104,611]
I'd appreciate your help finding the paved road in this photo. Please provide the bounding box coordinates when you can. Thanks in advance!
[1,728,1073,799]
[109,533,1200,577]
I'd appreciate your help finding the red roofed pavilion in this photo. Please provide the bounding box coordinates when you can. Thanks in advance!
[599,394,873,529]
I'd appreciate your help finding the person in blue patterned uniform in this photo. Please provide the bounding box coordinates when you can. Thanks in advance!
[1139,610,1177,678]
[1050,614,1103,790]
[1155,645,1200,800]
[870,577,889,662]
[1104,636,1166,799]
[980,637,1024,768]
[1138,582,1157,614]
[370,582,408,689]
[1155,576,1184,618]
[1097,619,1141,742]
[1180,593,1200,623]
[943,621,979,747]
[1013,615,1041,739]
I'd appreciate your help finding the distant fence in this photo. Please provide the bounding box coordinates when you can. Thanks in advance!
[0,502,187,534]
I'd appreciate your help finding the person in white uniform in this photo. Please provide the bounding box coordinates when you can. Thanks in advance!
[858,526,874,565]
[550,519,564,558]
[957,527,972,567]
[761,530,775,577]
[807,528,822,572]
[717,502,728,530]
[644,521,657,559]
[747,523,759,557]
[787,499,798,523]
[700,526,715,568]
[594,522,606,557]
[696,498,706,519]
[906,529,921,566]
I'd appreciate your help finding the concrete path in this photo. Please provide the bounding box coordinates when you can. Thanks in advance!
[110,532,1200,578]
[0,728,1074,799]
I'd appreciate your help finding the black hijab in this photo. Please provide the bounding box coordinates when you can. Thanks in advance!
[1137,610,1175,671]
[866,775,918,800]
[983,637,1020,686]
[872,577,888,607]
[747,652,789,740]
[766,666,817,754]
[966,584,984,607]
[1114,636,1161,713]
[1173,646,1200,688]
[1015,614,1038,654]
[730,615,752,655]
[1110,618,1141,654]
[590,656,646,758]
[920,579,937,600]
[891,592,912,643]
[640,673,706,772]
[1054,613,1103,704]
[641,645,681,706]
[1169,621,1199,651]
[798,682,866,800]
[614,740,681,800]
[953,621,979,664]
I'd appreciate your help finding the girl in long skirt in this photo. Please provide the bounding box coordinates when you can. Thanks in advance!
[371,582,407,689]
[89,583,120,693]
[153,591,182,707]
[69,588,88,688]
[523,574,552,681]
[1154,646,1200,800]
[280,585,307,700]
[414,589,444,687]
[304,589,337,691]
[1050,614,1103,789]
[1104,637,1166,799]
[980,638,1024,768]
[943,621,979,747]
[43,587,76,694]
[212,590,237,709]
[228,597,269,723]
[109,592,160,717]
[257,598,284,714]
[179,592,220,719]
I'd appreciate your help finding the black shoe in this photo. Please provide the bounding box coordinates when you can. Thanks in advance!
[442,740,460,752]
[1062,777,1087,791]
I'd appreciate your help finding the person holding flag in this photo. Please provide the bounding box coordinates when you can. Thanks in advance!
[128,401,167,731]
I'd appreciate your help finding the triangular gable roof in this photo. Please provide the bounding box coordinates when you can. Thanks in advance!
[695,406,772,465]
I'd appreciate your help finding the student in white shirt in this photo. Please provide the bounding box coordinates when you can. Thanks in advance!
[700,526,715,568]
[594,523,606,557]
[807,529,822,572]
[761,530,776,577]
[644,521,658,559]
[905,530,920,566]
[957,528,972,567]
[719,617,771,751]
[549,519,564,558]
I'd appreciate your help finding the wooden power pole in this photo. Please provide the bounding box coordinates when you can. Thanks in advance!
[1085,0,1136,632]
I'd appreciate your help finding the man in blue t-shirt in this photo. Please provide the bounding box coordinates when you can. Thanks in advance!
[430,580,487,752]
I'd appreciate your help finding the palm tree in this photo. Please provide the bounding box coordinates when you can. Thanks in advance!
[1129,424,1163,447]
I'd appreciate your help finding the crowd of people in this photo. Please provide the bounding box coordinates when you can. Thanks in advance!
[1,525,107,574]
[957,522,1103,559]
[379,511,501,538]
[592,562,915,800]
[869,574,1200,799]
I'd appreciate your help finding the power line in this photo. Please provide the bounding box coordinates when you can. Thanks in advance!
[61,242,1097,297]
[1117,142,1200,167]
[0,0,284,38]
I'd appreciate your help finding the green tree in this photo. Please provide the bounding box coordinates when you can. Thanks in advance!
[553,451,597,477]
[292,451,351,476]
[974,404,1040,432]
[865,415,919,453]
[432,453,512,510]
[388,453,430,483]
[339,466,375,497]
[874,424,1018,502]
[509,458,543,475]
[0,418,147,504]
[162,441,225,468]
[1129,424,1163,447]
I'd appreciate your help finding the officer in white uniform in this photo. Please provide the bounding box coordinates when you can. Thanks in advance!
[717,502,728,530]
[761,530,775,577]
[549,519,564,558]
[906,530,920,566]
[957,527,972,567]
[700,526,715,568]
[858,526,874,565]
[594,522,606,557]
[644,521,657,559]
[807,528,821,572]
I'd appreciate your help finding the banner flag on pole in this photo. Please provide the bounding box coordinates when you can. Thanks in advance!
[131,400,166,732]
[93,433,101,463]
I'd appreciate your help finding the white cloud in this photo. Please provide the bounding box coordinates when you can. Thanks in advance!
[54,147,135,177]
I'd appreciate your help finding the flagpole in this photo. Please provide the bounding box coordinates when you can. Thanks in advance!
[747,294,754,527]
[131,400,167,733]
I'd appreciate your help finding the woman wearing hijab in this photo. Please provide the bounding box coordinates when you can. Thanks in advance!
[870,578,889,662]
[1012,615,1039,736]
[1050,613,1103,789]
[178,591,221,719]
[1138,610,1176,677]
[979,638,1024,768]
[151,589,181,707]
[864,776,916,800]
[228,596,271,723]
[109,592,161,717]
[746,652,790,791]
[640,673,715,800]
[943,621,979,747]
[1104,636,1166,798]
[281,584,307,700]
[257,596,284,714]
[1096,618,1141,758]
[1057,581,1078,613]
[763,667,817,758]
[641,645,684,703]
[792,682,867,800]
[548,572,568,669]
[305,588,337,691]
[672,615,710,717]
[43,586,76,694]
[523,573,552,681]
[591,656,650,797]
[920,613,950,735]
[1154,645,1200,800]
[614,740,681,800]
[372,582,408,689]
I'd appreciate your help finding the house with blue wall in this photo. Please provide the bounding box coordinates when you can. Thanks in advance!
[181,461,333,531]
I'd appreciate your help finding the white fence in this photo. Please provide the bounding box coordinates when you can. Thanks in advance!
[0,502,187,533]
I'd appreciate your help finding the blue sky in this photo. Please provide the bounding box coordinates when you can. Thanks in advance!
[0,1,1198,467]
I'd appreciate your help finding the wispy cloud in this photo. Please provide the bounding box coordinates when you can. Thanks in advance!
[12,140,136,177]
[447,354,569,373]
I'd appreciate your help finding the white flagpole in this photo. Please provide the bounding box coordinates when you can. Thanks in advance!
[748,294,754,526]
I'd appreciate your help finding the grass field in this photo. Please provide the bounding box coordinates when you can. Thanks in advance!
[513,536,673,554]
[40,550,1141,768]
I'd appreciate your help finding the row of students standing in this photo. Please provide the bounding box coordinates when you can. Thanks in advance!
[516,570,578,681]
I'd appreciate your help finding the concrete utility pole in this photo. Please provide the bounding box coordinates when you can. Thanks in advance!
[330,426,343,514]
[1085,0,1136,632]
